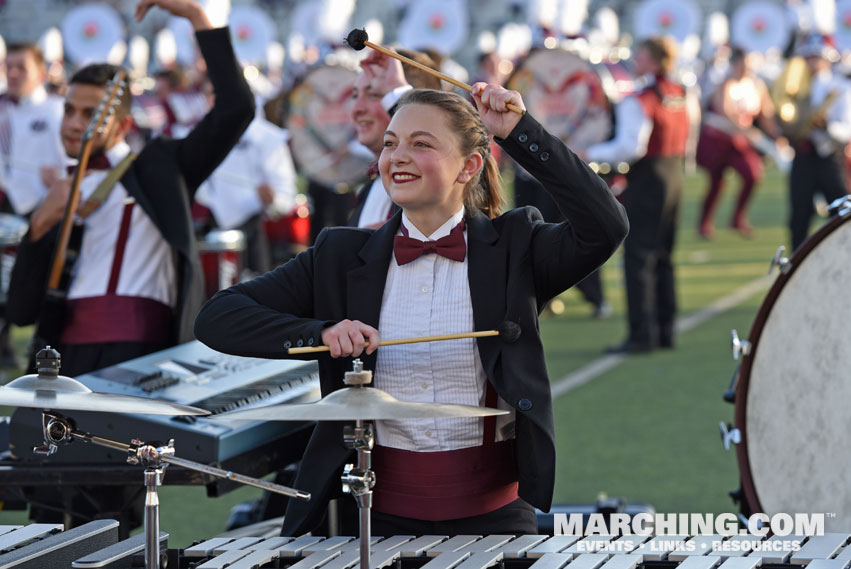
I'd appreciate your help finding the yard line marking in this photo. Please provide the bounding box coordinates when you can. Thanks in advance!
[551,274,775,399]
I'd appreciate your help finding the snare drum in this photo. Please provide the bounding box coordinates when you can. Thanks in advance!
[0,214,29,304]
[732,207,851,531]
[198,229,245,300]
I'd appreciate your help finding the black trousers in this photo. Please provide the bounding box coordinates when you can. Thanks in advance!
[788,148,849,251]
[622,158,683,347]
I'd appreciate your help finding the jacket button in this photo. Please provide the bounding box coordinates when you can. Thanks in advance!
[308,337,315,346]
[296,338,304,347]
[540,152,549,161]
[518,398,532,410]
[283,340,292,349]
[529,143,539,152]
[518,134,528,143]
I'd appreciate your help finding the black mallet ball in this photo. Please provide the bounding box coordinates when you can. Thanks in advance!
[345,28,369,51]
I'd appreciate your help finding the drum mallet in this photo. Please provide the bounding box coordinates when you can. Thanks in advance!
[287,321,521,355]
[344,28,525,115]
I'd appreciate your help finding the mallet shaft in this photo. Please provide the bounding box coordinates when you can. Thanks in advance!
[364,40,525,115]
[287,330,499,355]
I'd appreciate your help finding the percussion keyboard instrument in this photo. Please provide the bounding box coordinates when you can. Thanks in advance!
[7,341,320,475]
[177,532,851,569]
[3,523,850,569]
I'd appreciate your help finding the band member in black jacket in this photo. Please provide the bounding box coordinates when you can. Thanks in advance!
[195,84,628,536]
[8,0,254,377]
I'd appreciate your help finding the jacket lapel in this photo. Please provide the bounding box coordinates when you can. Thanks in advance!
[345,212,401,370]
[466,210,506,376]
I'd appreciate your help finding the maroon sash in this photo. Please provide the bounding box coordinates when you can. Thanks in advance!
[371,383,519,521]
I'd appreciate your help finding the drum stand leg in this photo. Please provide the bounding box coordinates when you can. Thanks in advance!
[144,467,164,569]
[343,421,376,569]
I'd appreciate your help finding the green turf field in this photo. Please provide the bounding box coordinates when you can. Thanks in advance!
[0,163,814,546]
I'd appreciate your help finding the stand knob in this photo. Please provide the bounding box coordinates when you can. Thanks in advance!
[719,422,741,450]
[769,246,791,275]
[731,330,751,360]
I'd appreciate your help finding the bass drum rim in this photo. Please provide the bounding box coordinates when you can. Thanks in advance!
[733,211,851,518]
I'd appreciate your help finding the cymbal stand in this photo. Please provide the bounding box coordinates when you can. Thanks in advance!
[340,360,377,569]
[35,411,311,569]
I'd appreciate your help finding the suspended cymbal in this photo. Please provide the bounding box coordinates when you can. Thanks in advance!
[212,385,510,421]
[0,371,208,416]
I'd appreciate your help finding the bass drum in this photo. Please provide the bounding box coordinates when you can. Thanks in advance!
[733,206,851,532]
[506,49,626,152]
[284,63,371,189]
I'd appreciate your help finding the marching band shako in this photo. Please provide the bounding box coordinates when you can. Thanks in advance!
[198,229,245,300]
[632,0,702,44]
[731,1,792,55]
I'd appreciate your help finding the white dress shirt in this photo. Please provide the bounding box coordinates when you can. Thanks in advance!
[195,116,298,228]
[0,85,64,215]
[68,141,176,306]
[585,75,655,166]
[374,207,515,451]
[808,69,851,156]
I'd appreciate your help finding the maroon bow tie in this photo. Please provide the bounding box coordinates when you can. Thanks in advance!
[66,153,111,175]
[393,220,466,265]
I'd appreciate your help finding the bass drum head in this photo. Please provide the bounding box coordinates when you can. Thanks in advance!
[735,213,851,531]
[285,64,371,188]
[506,49,613,150]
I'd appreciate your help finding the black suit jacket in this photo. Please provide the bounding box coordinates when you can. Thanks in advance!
[194,113,629,536]
[8,28,254,346]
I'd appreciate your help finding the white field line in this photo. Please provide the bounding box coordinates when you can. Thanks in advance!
[551,274,775,399]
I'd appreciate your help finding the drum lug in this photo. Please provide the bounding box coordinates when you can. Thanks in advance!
[719,422,741,450]
[827,196,851,217]
[769,246,791,275]
[731,330,751,360]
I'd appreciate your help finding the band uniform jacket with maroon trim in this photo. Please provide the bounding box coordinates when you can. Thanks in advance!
[7,28,255,347]
[194,113,629,536]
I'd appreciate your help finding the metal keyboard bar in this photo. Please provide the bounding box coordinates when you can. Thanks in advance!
[835,543,851,562]
[455,550,504,569]
[598,553,643,569]
[564,536,616,555]
[373,536,415,551]
[0,529,20,538]
[713,535,766,559]
[401,536,449,557]
[0,524,62,552]
[0,520,118,569]
[427,536,483,557]
[213,536,264,553]
[674,554,723,569]
[495,535,550,557]
[791,534,851,565]
[528,552,574,569]
[278,536,327,557]
[634,536,688,561]
[806,560,851,569]
[285,548,344,569]
[716,556,762,569]
[528,536,581,558]
[72,531,167,568]
[303,536,354,554]
[244,536,292,551]
[195,548,252,569]
[183,537,236,557]
[420,550,472,569]
[562,552,609,569]
[461,535,515,552]
[670,536,725,560]
[216,548,279,569]
[746,535,805,564]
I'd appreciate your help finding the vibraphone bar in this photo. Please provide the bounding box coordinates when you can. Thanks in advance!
[0,524,848,569]
[178,531,851,569]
